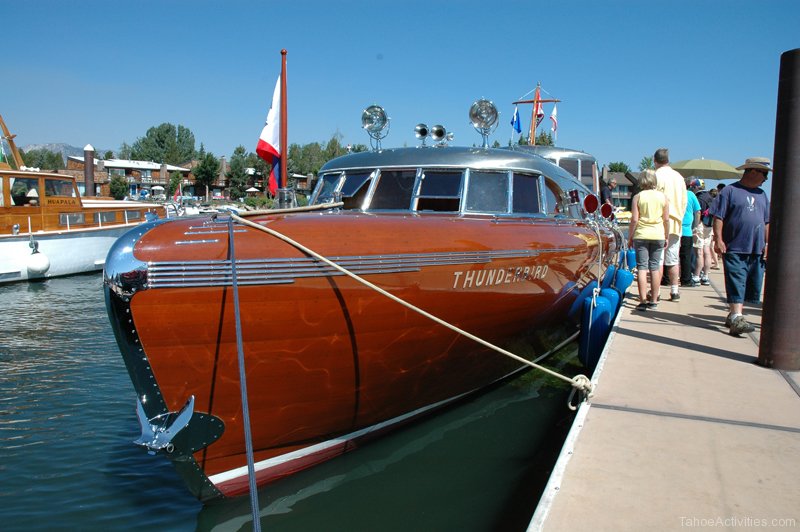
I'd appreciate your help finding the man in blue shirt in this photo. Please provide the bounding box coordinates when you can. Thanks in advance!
[679,180,701,289]
[710,157,771,336]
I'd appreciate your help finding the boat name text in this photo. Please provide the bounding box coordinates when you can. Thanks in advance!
[452,265,548,289]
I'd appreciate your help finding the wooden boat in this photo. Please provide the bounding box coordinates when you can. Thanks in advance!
[104,100,620,502]
[0,115,167,283]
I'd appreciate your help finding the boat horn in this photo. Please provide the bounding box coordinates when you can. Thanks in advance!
[415,123,429,146]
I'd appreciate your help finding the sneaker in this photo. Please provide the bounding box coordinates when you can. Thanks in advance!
[681,280,699,287]
[635,303,648,311]
[729,315,755,336]
[670,290,680,301]
[700,276,710,286]
[691,275,700,284]
[647,302,659,310]
[724,314,733,328]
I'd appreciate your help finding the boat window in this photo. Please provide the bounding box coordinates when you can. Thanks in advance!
[125,210,143,221]
[312,172,344,204]
[0,179,3,207]
[369,169,416,210]
[415,170,462,212]
[94,211,117,224]
[9,177,40,206]
[558,158,579,178]
[45,178,76,197]
[512,173,541,214]
[543,178,567,215]
[465,171,508,213]
[59,213,85,226]
[341,171,372,209]
[580,160,595,180]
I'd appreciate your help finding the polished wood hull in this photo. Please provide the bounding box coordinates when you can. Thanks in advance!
[105,211,618,501]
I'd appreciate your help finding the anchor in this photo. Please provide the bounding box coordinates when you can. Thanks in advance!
[134,395,195,455]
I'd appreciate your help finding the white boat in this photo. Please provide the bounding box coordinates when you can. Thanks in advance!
[0,114,166,284]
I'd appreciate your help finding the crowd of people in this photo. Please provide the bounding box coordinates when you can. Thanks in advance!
[624,148,771,337]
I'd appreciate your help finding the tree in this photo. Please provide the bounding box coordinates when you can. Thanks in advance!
[21,148,65,170]
[535,131,554,146]
[118,142,132,160]
[109,175,128,200]
[227,146,249,201]
[608,161,630,173]
[193,152,219,199]
[517,135,528,145]
[169,171,183,198]
[639,156,654,171]
[130,123,196,164]
[104,150,115,160]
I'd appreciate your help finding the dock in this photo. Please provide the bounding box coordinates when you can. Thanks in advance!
[530,266,800,530]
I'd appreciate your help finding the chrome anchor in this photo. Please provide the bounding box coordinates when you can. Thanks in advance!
[134,395,195,455]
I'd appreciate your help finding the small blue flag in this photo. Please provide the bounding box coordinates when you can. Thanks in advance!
[511,106,521,134]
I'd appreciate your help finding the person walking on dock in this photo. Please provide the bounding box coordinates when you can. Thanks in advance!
[628,169,670,310]
[710,157,770,336]
[680,177,701,287]
[654,148,688,301]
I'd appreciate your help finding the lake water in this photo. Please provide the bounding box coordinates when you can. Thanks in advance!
[0,273,578,531]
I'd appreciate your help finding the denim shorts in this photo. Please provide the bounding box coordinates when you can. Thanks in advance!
[634,239,665,271]
[722,253,765,304]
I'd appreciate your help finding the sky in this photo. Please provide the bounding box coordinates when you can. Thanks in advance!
[2,0,798,178]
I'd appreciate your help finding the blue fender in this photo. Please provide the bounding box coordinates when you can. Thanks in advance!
[626,249,637,270]
[578,295,613,370]
[601,265,617,290]
[613,268,635,296]
[568,280,599,324]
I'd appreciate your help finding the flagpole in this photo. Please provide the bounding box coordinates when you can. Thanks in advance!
[513,83,560,147]
[280,49,288,191]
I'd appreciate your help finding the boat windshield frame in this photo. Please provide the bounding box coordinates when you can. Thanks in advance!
[311,148,593,219]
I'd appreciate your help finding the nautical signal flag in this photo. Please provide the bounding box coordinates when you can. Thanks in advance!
[256,75,282,195]
[511,106,522,134]
[550,104,558,133]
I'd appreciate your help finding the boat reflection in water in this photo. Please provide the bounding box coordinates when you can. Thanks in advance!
[103,99,620,502]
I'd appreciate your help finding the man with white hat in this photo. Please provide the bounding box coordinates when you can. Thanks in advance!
[709,157,771,336]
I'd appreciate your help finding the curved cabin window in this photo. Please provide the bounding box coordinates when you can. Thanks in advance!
[465,171,508,213]
[369,169,416,210]
[544,178,566,215]
[415,170,462,212]
[313,172,344,204]
[340,171,372,209]
[512,173,541,214]
[558,158,579,179]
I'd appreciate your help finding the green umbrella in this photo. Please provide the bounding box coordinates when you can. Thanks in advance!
[671,158,742,180]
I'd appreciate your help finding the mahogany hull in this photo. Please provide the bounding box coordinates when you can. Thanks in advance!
[105,211,617,501]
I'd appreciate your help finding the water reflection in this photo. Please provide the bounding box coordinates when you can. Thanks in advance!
[1,273,576,531]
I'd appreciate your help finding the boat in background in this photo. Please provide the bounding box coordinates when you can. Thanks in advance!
[104,99,620,502]
[0,115,167,284]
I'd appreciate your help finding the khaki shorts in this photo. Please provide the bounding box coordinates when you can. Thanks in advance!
[664,234,680,266]
[693,225,712,248]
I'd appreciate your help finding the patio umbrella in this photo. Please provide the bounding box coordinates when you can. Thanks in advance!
[151,185,165,191]
[671,159,742,180]
[246,187,260,192]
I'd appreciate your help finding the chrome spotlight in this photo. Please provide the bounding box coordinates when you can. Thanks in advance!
[469,98,499,148]
[361,104,389,150]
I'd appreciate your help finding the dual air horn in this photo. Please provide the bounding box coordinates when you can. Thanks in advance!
[415,123,450,147]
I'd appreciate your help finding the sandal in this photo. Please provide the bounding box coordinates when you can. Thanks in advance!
[635,303,648,311]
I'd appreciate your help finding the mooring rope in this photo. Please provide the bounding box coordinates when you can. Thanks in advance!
[227,218,261,532]
[230,213,594,402]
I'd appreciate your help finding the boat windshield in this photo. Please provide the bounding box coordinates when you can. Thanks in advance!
[312,166,559,217]
[10,177,40,206]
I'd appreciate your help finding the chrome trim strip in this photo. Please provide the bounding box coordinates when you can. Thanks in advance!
[175,239,221,245]
[145,249,568,289]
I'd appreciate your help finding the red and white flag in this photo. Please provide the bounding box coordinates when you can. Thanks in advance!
[172,181,181,201]
[256,75,282,195]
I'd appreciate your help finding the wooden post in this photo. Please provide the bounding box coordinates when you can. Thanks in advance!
[759,48,800,370]
[83,144,95,197]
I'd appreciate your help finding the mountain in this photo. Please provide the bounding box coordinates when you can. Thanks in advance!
[20,143,111,163]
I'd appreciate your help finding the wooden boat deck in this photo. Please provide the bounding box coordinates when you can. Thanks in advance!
[530,266,800,530]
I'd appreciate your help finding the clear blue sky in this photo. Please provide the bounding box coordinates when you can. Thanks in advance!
[3,0,798,175]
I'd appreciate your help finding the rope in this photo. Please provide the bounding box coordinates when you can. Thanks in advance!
[227,218,261,532]
[230,213,594,399]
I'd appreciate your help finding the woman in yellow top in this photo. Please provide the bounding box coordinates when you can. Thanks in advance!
[628,169,670,310]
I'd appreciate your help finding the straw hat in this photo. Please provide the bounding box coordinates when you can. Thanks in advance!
[736,157,772,172]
